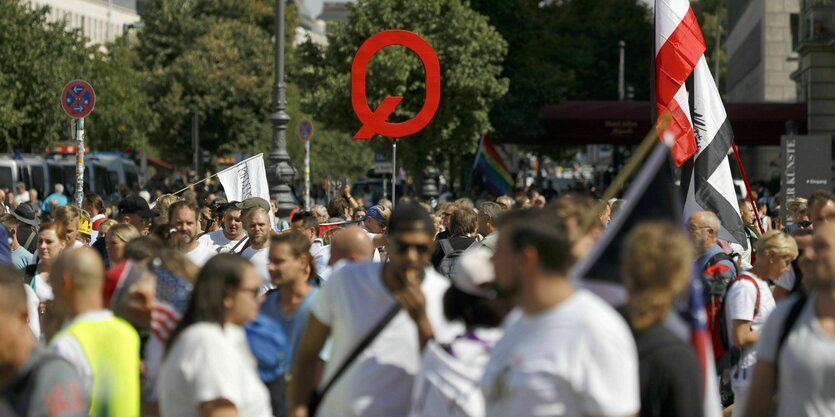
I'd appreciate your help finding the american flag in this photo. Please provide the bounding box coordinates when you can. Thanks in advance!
[151,267,192,344]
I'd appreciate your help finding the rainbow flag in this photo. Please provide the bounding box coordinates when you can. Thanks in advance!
[473,135,514,196]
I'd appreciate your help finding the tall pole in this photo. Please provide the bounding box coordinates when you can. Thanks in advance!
[618,40,626,101]
[192,105,199,177]
[267,0,296,217]
[391,141,397,208]
[75,118,85,206]
[304,140,311,211]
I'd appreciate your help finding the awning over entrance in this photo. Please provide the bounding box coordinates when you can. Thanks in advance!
[514,101,807,146]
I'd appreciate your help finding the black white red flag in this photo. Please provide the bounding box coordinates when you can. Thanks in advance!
[655,0,747,250]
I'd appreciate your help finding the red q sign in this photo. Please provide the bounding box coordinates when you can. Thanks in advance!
[352,30,441,140]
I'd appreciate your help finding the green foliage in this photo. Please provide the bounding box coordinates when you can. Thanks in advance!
[471,0,652,144]
[0,1,95,152]
[296,0,509,174]
[692,0,727,94]
[85,42,160,152]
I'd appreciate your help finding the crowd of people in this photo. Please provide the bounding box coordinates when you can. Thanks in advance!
[0,179,834,417]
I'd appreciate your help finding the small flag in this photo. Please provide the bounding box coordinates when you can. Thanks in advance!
[473,135,514,196]
[217,153,279,230]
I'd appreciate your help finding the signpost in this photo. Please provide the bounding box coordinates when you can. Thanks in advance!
[298,119,314,211]
[60,80,96,206]
[780,135,832,226]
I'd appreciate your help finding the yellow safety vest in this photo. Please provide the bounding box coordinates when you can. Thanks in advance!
[63,315,140,417]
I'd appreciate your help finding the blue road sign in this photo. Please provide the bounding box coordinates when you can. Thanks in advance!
[298,119,314,142]
[61,80,96,119]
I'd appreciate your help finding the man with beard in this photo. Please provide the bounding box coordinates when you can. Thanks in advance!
[689,211,738,280]
[169,201,215,267]
[241,207,273,287]
[480,210,639,417]
[743,223,835,417]
[198,203,248,254]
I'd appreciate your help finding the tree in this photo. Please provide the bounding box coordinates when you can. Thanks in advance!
[692,0,727,94]
[470,0,652,144]
[0,0,95,152]
[296,0,509,176]
[85,42,160,152]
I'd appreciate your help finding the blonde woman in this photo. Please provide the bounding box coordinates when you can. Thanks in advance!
[724,231,797,417]
[622,222,703,417]
[106,223,141,266]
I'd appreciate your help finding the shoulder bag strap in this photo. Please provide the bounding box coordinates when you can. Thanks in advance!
[735,274,761,319]
[774,294,809,390]
[23,231,36,250]
[309,303,401,411]
[439,239,453,257]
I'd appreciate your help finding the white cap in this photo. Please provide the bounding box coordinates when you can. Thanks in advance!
[451,246,496,298]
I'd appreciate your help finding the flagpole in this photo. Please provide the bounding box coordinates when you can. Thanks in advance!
[731,143,766,235]
[171,153,264,196]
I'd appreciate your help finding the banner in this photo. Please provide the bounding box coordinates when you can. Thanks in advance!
[218,154,277,230]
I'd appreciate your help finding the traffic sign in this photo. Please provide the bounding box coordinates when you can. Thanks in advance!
[298,119,314,142]
[60,80,96,119]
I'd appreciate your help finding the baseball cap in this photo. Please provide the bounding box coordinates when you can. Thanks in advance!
[118,194,156,219]
[235,197,271,213]
[360,205,388,225]
[450,247,496,299]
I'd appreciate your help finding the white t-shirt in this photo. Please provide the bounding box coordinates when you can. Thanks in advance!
[310,262,463,417]
[185,243,216,268]
[480,290,640,417]
[198,229,247,254]
[23,284,40,338]
[242,246,270,288]
[157,322,272,417]
[30,272,54,301]
[775,268,796,292]
[757,294,835,417]
[724,272,776,388]
[409,328,503,417]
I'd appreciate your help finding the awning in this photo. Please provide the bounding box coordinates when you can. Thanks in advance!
[504,101,807,146]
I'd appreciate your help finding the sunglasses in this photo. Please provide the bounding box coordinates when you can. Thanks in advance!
[390,239,432,254]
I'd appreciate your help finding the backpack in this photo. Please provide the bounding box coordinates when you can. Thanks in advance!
[244,312,290,384]
[701,252,738,356]
[438,239,466,279]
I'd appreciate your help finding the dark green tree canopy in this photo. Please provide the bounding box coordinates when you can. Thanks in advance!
[296,0,509,172]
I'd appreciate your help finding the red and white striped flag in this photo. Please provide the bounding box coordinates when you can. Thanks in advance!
[655,0,748,251]
[656,1,740,416]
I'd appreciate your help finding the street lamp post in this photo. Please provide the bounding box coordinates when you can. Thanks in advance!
[267,0,297,218]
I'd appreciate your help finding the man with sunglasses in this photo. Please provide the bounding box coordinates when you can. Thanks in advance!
[117,195,156,237]
[289,203,461,417]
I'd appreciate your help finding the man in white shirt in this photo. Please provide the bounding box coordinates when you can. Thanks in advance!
[481,210,640,417]
[198,203,248,254]
[169,201,216,267]
[241,207,273,286]
[360,205,390,262]
[291,211,330,273]
[289,203,462,417]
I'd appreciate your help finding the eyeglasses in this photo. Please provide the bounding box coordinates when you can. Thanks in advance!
[687,225,713,232]
[238,287,260,298]
[390,239,432,254]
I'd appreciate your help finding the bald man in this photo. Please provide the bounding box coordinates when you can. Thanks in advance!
[689,210,739,280]
[0,266,87,417]
[320,226,374,280]
[49,248,140,417]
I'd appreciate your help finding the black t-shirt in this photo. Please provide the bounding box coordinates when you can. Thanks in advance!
[431,235,475,272]
[631,320,704,417]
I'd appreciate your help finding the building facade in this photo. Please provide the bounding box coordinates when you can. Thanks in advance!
[28,0,140,46]
[725,0,801,183]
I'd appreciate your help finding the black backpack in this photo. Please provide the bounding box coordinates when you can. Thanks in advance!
[438,239,466,279]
